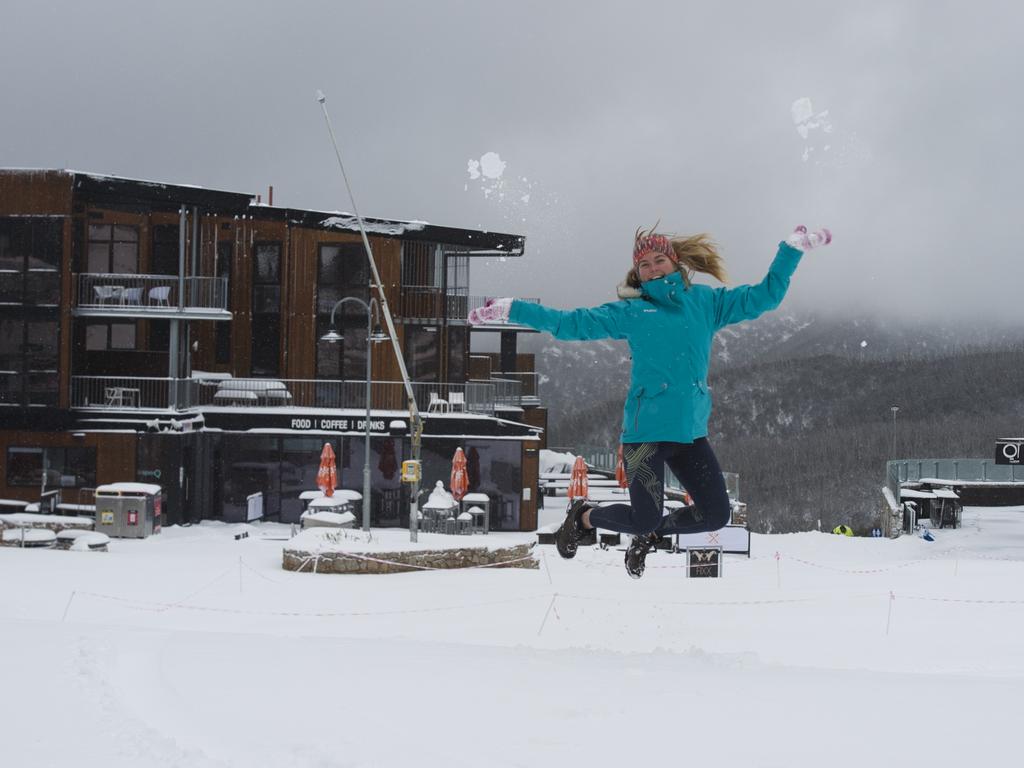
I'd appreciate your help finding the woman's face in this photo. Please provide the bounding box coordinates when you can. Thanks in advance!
[635,252,677,282]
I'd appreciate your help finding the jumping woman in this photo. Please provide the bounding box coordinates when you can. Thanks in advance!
[468,225,832,577]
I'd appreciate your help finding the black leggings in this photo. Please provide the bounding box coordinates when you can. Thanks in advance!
[587,439,731,537]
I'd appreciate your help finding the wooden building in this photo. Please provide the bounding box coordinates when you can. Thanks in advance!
[0,169,547,530]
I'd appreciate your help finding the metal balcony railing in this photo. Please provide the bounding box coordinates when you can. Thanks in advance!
[470,377,523,407]
[71,376,195,410]
[75,273,228,312]
[465,295,540,321]
[494,370,540,402]
[70,376,497,415]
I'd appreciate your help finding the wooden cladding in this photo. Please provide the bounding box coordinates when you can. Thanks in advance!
[0,170,72,216]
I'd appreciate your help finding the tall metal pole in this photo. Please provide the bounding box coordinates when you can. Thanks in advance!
[890,405,900,456]
[325,297,374,534]
[316,90,423,541]
[362,301,372,534]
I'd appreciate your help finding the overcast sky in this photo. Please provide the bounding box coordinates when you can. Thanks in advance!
[3,0,1021,324]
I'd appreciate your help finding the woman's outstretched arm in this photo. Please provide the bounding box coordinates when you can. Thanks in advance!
[710,226,831,330]
[469,297,628,341]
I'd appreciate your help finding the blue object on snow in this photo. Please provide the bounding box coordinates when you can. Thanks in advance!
[920,528,935,542]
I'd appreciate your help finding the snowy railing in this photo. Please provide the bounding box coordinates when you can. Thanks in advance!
[494,371,539,402]
[72,376,195,410]
[75,273,228,312]
[887,459,1024,502]
[71,376,497,415]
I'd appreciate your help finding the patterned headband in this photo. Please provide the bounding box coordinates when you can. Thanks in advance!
[633,234,677,265]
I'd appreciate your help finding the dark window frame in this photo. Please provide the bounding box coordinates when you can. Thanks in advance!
[251,241,281,377]
[5,445,97,488]
[87,223,139,274]
[315,243,370,380]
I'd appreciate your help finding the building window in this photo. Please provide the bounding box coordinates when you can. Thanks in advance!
[316,243,369,379]
[447,325,467,382]
[215,241,233,364]
[6,446,97,488]
[251,242,280,376]
[84,321,137,351]
[0,316,58,406]
[87,224,138,274]
[404,325,440,382]
[151,224,179,275]
[0,217,62,306]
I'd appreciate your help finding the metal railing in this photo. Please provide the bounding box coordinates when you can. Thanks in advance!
[470,377,523,407]
[72,376,194,410]
[466,295,540,318]
[887,458,1023,501]
[494,371,539,402]
[75,273,228,312]
[71,376,497,415]
[554,444,741,499]
[399,290,540,323]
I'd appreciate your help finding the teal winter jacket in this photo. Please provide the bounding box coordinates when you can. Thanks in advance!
[508,242,803,444]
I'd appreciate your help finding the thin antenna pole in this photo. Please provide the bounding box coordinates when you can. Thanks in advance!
[316,90,422,541]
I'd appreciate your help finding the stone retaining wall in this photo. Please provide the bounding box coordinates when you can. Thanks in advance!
[282,543,537,574]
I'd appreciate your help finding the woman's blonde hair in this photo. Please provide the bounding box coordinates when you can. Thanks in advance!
[625,226,728,289]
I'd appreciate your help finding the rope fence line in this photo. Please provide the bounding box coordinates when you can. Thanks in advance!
[558,591,855,607]
[59,581,1024,632]
[71,589,552,619]
[781,555,927,575]
[899,594,1024,605]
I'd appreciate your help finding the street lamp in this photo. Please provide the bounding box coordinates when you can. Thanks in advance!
[890,405,900,456]
[320,296,389,533]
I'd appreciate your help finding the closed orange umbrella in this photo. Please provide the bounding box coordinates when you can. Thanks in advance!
[615,444,628,489]
[317,442,337,498]
[450,447,468,502]
[567,455,589,501]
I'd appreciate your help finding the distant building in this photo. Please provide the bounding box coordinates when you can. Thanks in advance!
[0,169,548,530]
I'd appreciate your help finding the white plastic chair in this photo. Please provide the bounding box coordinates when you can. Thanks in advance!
[427,392,449,413]
[448,391,466,412]
[148,286,171,306]
[121,287,143,305]
[94,286,117,305]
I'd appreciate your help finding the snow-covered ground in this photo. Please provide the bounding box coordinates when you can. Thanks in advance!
[3,505,1024,767]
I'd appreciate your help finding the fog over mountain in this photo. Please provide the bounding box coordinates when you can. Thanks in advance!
[2,1,1023,326]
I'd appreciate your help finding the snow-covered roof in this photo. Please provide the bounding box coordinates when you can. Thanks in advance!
[300,510,356,526]
[320,214,427,236]
[95,482,162,495]
[308,496,353,510]
[900,489,936,499]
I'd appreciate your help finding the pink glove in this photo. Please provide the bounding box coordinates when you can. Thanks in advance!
[786,225,832,251]
[468,297,513,325]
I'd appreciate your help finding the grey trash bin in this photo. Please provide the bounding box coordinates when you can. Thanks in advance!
[94,482,162,538]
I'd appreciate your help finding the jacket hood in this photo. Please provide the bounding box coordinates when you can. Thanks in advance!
[616,280,642,299]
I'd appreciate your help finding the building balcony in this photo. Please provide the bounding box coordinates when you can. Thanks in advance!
[493,371,540,406]
[399,287,539,326]
[73,273,230,320]
[462,295,539,330]
[70,376,503,416]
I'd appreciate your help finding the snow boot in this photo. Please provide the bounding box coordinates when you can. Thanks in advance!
[624,532,658,579]
[555,498,590,559]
